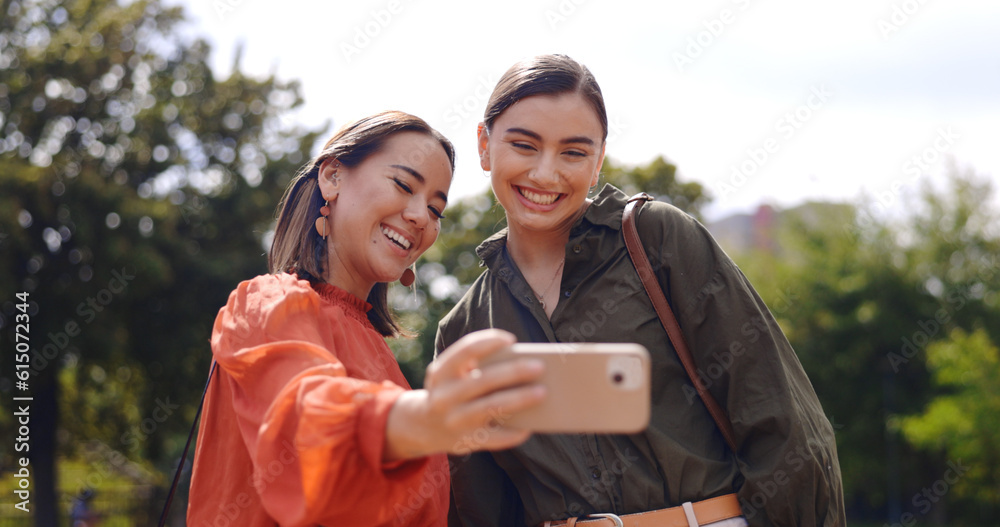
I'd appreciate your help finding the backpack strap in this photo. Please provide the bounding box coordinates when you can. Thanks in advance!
[622,193,738,453]
[158,360,217,527]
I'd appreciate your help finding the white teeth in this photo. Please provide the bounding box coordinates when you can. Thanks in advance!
[381,226,411,249]
[520,188,559,205]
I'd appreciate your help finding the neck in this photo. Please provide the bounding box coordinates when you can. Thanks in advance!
[506,199,592,269]
[324,250,374,301]
[506,227,567,270]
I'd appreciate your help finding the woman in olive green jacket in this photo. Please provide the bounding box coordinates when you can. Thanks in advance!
[435,54,845,527]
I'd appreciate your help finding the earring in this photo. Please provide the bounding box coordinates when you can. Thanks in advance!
[399,265,415,287]
[315,200,330,239]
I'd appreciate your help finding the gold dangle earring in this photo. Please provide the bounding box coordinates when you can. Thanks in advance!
[316,163,340,240]
[315,165,338,239]
[315,200,330,239]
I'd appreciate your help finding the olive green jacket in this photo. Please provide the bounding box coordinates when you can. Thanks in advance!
[435,184,845,527]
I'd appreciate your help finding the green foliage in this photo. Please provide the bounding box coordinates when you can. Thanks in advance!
[601,155,710,222]
[733,199,937,509]
[0,456,159,525]
[0,0,322,521]
[901,328,1000,503]
[730,169,1000,522]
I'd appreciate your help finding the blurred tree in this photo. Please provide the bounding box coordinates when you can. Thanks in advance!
[730,168,1000,524]
[901,328,1000,504]
[734,200,939,518]
[893,169,1000,519]
[0,0,322,523]
[390,155,709,386]
[602,155,710,221]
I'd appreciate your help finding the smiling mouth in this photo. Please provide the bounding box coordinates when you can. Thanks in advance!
[517,186,562,206]
[381,225,412,250]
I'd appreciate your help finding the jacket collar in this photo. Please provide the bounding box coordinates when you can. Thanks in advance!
[475,184,629,269]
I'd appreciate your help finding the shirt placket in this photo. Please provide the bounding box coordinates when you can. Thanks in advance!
[496,250,559,342]
[561,230,627,514]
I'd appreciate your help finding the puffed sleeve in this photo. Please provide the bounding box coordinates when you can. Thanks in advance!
[641,203,846,527]
[213,275,434,527]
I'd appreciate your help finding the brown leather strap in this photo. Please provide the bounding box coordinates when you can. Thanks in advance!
[622,193,738,453]
[543,492,743,527]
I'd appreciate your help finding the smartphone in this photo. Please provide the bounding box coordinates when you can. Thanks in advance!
[480,342,651,434]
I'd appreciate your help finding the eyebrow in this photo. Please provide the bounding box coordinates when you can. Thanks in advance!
[391,164,448,204]
[504,127,596,146]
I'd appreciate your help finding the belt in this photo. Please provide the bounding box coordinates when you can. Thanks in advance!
[541,493,742,527]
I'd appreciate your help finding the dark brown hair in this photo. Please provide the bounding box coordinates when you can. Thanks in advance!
[269,111,455,337]
[484,54,608,141]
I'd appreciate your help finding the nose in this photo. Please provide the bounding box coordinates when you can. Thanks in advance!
[527,151,560,186]
[401,196,429,230]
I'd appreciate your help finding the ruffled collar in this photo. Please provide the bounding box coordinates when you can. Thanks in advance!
[310,281,373,324]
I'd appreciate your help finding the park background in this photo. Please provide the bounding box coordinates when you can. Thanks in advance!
[1,0,999,525]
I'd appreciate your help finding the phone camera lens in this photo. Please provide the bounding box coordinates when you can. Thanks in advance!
[612,372,624,384]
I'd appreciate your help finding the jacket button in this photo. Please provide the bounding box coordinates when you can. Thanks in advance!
[572,244,582,254]
[591,468,601,479]
[564,290,571,298]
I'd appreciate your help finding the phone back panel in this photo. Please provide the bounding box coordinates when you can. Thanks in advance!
[483,343,651,434]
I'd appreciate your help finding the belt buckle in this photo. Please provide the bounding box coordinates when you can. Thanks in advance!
[584,513,624,527]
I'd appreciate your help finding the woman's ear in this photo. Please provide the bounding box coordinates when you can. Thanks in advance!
[318,157,341,201]
[591,143,606,188]
[477,123,491,171]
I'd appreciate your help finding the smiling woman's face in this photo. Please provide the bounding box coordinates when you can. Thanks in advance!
[479,92,605,236]
[321,131,452,297]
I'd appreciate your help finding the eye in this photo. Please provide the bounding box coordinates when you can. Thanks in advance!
[511,142,536,151]
[393,177,412,194]
[566,150,588,157]
[428,206,445,220]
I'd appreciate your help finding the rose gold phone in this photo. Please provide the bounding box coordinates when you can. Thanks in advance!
[481,342,651,434]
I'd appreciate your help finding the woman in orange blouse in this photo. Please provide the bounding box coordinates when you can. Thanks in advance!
[187,111,546,527]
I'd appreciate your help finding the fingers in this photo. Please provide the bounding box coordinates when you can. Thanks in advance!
[431,356,544,414]
[442,385,542,454]
[428,329,516,386]
[450,425,532,454]
[443,382,545,432]
[435,365,546,454]
[421,329,554,455]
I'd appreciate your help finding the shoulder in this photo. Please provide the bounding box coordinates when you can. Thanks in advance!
[213,273,326,349]
[223,273,320,320]
[633,199,721,262]
[587,184,706,241]
[635,199,706,238]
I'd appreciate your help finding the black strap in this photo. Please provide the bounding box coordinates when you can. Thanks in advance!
[158,360,218,527]
[622,193,738,453]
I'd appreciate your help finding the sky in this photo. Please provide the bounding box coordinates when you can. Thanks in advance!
[171,0,1000,221]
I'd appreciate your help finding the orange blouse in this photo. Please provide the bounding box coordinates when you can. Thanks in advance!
[187,273,448,527]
